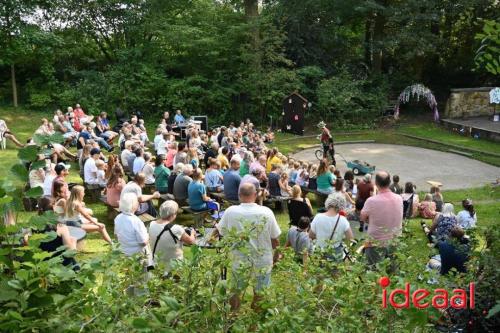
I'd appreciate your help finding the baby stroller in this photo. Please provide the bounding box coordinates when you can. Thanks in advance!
[113,108,129,132]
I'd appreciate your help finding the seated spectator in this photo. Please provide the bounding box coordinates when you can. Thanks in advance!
[438,227,470,275]
[73,103,93,125]
[266,147,281,173]
[288,162,300,185]
[295,163,309,187]
[174,142,188,166]
[88,123,114,152]
[173,164,193,206]
[401,182,419,218]
[188,168,215,211]
[120,140,134,172]
[96,112,118,141]
[205,158,224,192]
[168,163,183,195]
[223,157,242,201]
[149,200,196,276]
[346,201,364,222]
[239,150,254,177]
[343,170,354,193]
[431,186,444,212]
[127,144,140,173]
[456,199,477,229]
[287,185,313,226]
[335,179,355,210]
[63,185,112,244]
[52,179,70,222]
[418,193,437,219]
[142,153,155,185]
[154,154,171,194]
[279,173,292,197]
[204,142,218,168]
[217,147,230,170]
[95,159,107,187]
[42,163,56,197]
[166,141,178,169]
[106,164,126,208]
[114,193,149,256]
[267,164,281,197]
[285,217,313,266]
[429,203,458,242]
[307,164,318,190]
[132,148,146,176]
[309,193,353,261]
[316,159,335,195]
[83,148,102,185]
[121,173,161,217]
[389,175,403,194]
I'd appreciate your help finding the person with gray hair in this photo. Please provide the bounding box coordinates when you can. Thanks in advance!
[148,200,196,275]
[172,163,193,205]
[114,193,150,256]
[430,203,459,241]
[309,192,353,260]
[215,182,281,311]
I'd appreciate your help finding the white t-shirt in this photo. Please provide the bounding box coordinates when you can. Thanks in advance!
[311,213,350,249]
[217,203,281,270]
[153,134,163,151]
[121,149,133,168]
[120,182,143,200]
[114,213,149,256]
[42,174,56,196]
[83,158,99,184]
[149,222,185,274]
[143,163,155,184]
[456,210,477,229]
[156,138,167,156]
[133,157,145,175]
[97,169,107,186]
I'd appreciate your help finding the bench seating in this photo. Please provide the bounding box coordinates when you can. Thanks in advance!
[100,197,155,224]
[84,183,102,203]
[300,186,328,207]
[181,206,211,228]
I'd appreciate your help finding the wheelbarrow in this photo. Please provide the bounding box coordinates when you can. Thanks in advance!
[338,152,376,175]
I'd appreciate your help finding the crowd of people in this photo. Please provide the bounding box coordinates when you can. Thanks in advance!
[2,104,479,309]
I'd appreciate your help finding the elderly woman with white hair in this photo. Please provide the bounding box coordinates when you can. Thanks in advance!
[149,200,196,275]
[429,203,459,241]
[114,193,150,256]
[309,193,353,260]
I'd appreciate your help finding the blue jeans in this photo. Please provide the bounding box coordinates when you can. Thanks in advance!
[95,137,112,151]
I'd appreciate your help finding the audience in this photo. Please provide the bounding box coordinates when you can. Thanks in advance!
[188,168,214,211]
[223,157,242,201]
[121,173,161,216]
[172,164,193,206]
[114,193,149,256]
[106,164,126,208]
[418,193,437,219]
[429,203,458,242]
[285,217,313,266]
[456,199,477,229]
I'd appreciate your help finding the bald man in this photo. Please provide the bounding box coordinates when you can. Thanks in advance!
[216,183,281,310]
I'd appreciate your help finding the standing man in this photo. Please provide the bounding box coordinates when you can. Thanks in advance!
[360,171,403,271]
[216,183,281,310]
[317,121,335,166]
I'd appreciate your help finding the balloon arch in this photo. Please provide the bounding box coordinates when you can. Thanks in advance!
[394,84,439,122]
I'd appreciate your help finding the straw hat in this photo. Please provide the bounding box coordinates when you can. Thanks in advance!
[426,180,443,187]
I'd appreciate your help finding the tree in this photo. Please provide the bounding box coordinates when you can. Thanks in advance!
[475,20,500,75]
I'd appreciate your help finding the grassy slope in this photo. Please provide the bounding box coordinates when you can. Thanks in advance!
[1,107,499,260]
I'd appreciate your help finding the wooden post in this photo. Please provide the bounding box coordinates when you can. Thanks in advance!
[11,63,18,108]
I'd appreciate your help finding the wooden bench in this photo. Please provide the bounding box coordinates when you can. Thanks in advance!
[100,197,155,224]
[264,196,289,212]
[300,186,328,207]
[181,206,211,228]
[84,183,102,203]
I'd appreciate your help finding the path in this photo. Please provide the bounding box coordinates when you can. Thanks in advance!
[291,143,500,190]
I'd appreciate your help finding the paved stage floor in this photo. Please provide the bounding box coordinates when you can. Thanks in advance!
[442,116,500,133]
[291,143,500,190]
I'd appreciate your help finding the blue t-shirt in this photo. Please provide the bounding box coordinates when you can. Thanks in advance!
[205,169,223,190]
[174,114,186,124]
[223,170,241,201]
[188,181,207,211]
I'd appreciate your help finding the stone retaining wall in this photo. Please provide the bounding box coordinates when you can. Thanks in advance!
[444,87,497,119]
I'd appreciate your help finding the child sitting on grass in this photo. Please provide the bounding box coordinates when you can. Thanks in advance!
[285,217,313,267]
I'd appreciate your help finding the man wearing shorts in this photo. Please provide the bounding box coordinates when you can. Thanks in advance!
[216,183,281,310]
[318,121,336,166]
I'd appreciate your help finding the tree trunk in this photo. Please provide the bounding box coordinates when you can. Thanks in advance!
[364,16,373,67]
[372,11,385,74]
[11,63,18,108]
[244,0,258,18]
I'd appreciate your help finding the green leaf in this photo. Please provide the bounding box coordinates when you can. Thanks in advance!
[25,186,43,198]
[486,302,500,319]
[132,318,150,329]
[18,145,39,162]
[10,164,28,182]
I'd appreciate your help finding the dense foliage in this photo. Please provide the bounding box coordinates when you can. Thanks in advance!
[1,0,498,126]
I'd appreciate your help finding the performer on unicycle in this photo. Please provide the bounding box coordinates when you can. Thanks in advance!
[318,121,336,166]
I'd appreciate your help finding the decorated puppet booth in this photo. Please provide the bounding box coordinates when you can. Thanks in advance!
[282,91,308,135]
[394,84,440,122]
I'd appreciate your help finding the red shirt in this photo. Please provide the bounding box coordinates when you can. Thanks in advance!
[357,181,374,202]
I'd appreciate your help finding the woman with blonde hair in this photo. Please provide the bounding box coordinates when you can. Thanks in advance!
[279,172,292,197]
[64,185,112,244]
[418,193,437,219]
[287,185,313,226]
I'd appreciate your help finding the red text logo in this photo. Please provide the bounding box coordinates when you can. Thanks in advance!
[379,276,475,309]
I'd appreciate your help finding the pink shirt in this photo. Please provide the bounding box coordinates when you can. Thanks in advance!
[165,149,177,168]
[361,189,403,243]
[106,178,125,208]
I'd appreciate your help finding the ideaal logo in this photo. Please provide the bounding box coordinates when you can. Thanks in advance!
[379,276,475,309]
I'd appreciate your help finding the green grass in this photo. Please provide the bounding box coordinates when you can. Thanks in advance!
[1,106,499,262]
